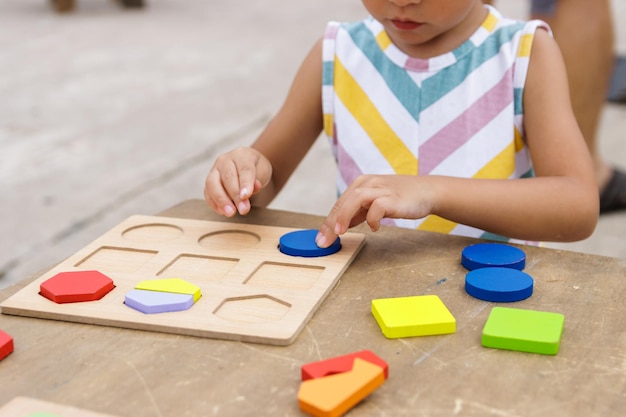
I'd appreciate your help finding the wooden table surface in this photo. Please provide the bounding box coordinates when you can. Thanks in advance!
[1,199,624,417]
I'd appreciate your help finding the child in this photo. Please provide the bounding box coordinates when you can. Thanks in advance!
[204,0,598,248]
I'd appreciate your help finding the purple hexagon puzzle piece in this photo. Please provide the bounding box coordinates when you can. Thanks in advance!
[124,289,194,314]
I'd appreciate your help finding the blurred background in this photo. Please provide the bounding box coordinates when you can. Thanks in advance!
[1,0,625,290]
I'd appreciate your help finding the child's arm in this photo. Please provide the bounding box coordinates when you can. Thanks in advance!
[204,39,324,216]
[316,29,599,246]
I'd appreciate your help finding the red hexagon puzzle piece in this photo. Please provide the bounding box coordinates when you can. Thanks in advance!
[39,270,115,304]
[0,330,14,361]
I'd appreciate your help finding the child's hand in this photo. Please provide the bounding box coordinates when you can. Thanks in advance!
[315,175,435,248]
[204,147,272,217]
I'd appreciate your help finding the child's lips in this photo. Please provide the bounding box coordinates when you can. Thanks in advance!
[391,19,422,30]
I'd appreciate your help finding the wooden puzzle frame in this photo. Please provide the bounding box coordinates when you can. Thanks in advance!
[1,215,365,345]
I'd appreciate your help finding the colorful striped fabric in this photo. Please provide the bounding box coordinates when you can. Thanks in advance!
[322,6,549,244]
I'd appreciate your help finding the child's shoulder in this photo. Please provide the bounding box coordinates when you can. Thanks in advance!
[488,5,551,35]
[326,16,371,31]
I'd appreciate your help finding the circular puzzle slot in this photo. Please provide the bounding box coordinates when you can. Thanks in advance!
[198,230,261,250]
[122,224,183,242]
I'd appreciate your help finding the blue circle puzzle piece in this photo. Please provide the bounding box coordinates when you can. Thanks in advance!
[465,267,534,302]
[461,243,526,271]
[279,229,341,257]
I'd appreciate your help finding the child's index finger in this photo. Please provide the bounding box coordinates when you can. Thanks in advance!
[314,225,339,249]
[280,229,341,257]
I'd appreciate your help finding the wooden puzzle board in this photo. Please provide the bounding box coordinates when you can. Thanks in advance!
[0,397,118,417]
[1,215,365,345]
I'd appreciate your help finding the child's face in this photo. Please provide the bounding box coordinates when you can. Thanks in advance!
[361,0,487,57]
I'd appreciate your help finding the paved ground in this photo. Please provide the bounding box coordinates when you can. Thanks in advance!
[1,0,625,290]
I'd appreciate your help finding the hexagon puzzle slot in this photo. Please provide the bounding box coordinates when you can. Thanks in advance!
[39,270,115,304]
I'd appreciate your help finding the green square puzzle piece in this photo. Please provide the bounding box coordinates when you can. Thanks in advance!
[371,295,456,338]
[482,307,565,355]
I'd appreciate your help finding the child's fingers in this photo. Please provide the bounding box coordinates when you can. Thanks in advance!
[234,179,265,216]
[205,149,269,217]
[252,179,264,195]
[232,160,258,215]
[335,186,379,230]
[315,198,345,248]
[203,185,233,216]
[364,198,389,232]
[316,182,400,247]
[315,222,338,249]
[205,168,237,217]
[316,188,375,247]
[229,148,273,214]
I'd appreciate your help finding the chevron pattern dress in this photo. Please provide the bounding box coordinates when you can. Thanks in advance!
[322,6,550,244]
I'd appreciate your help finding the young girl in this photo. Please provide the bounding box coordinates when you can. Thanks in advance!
[204,0,598,248]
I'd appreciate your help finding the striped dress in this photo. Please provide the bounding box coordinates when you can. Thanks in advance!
[322,6,550,243]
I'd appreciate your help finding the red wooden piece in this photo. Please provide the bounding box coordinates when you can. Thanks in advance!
[0,330,14,361]
[301,350,388,381]
[40,270,115,304]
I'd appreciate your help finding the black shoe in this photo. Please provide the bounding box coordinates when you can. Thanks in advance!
[119,0,145,8]
[600,169,626,213]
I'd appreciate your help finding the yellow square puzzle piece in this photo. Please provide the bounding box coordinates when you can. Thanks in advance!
[371,295,456,338]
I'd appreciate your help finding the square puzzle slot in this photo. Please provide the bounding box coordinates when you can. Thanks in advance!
[75,246,157,273]
[157,254,238,282]
[245,262,324,290]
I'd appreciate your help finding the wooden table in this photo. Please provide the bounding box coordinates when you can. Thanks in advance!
[1,199,624,417]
